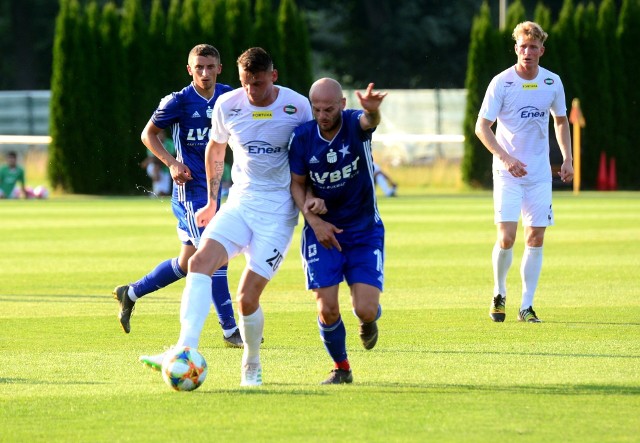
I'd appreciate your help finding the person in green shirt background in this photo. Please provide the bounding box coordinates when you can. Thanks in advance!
[0,151,26,199]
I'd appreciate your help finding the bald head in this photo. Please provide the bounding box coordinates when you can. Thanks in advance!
[309,78,346,138]
[309,78,343,104]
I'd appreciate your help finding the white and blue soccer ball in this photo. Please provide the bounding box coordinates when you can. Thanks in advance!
[161,346,207,392]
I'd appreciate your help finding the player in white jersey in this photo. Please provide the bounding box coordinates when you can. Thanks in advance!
[141,47,312,386]
[475,21,573,323]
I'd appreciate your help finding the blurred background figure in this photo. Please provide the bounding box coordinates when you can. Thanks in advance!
[140,130,174,197]
[373,162,397,197]
[0,151,26,199]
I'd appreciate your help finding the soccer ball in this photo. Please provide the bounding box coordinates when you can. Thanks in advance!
[161,347,207,392]
[33,185,49,199]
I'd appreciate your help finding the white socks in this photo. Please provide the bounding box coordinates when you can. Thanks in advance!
[492,243,513,297]
[239,306,264,366]
[177,273,212,349]
[520,246,543,310]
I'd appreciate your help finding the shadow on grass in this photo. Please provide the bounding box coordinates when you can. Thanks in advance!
[368,348,640,359]
[0,378,109,385]
[354,382,640,396]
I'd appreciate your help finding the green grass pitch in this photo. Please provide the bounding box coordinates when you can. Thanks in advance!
[0,191,638,442]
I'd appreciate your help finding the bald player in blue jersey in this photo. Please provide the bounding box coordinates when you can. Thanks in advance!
[289,78,387,384]
[113,44,243,353]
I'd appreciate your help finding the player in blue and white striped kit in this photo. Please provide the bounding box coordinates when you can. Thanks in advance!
[289,78,387,384]
[113,44,243,353]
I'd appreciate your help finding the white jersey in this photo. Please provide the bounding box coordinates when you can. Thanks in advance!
[210,86,312,224]
[479,65,566,183]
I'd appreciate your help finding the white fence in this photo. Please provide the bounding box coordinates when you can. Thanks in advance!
[0,89,466,164]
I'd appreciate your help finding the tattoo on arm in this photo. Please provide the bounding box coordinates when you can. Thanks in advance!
[208,160,224,200]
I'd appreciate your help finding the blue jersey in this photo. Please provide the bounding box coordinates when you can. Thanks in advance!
[151,82,233,202]
[289,109,382,231]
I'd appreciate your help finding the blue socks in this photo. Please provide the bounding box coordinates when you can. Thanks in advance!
[318,316,347,364]
[129,258,236,330]
[211,265,237,330]
[130,258,185,298]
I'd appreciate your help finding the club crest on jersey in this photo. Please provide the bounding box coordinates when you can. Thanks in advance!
[326,149,337,164]
[544,78,554,85]
[283,104,297,115]
[206,106,213,118]
[253,111,273,120]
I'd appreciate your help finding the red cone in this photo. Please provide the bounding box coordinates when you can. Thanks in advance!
[608,157,618,191]
[597,152,608,191]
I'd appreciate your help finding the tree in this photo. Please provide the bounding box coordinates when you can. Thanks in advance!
[252,0,280,66]
[278,0,312,93]
[617,0,640,188]
[574,2,612,188]
[462,2,499,188]
[212,0,236,87]
[226,0,253,66]
[48,0,84,192]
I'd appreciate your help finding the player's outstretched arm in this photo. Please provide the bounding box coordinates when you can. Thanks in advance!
[356,83,387,130]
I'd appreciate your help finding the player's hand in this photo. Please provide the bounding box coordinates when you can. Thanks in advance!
[501,154,528,178]
[304,197,327,215]
[311,220,343,251]
[559,159,574,183]
[195,202,218,227]
[356,83,387,113]
[169,162,193,185]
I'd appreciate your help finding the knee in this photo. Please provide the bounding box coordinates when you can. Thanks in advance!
[318,303,340,325]
[526,233,545,247]
[498,234,516,249]
[187,252,207,273]
[353,303,378,324]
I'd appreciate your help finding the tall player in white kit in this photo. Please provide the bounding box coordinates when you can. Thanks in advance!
[475,21,573,323]
[142,47,312,386]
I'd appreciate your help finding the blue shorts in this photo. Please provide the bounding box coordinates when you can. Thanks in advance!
[300,222,385,291]
[171,199,207,247]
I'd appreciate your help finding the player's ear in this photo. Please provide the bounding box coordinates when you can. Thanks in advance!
[187,64,193,76]
[272,69,278,83]
[539,45,545,57]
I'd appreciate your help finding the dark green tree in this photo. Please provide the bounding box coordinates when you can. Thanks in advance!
[212,0,236,86]
[166,0,186,91]
[252,0,280,66]
[551,0,582,106]
[181,0,202,50]
[148,0,169,98]
[226,0,253,64]
[48,0,84,192]
[99,1,131,194]
[617,0,640,188]
[119,0,150,194]
[462,2,499,188]
[574,2,612,188]
[278,0,312,93]
[81,1,103,193]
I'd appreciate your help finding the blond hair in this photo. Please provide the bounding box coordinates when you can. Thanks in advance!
[512,21,548,44]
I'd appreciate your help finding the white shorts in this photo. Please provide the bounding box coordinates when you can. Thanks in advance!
[493,179,554,227]
[202,203,295,280]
